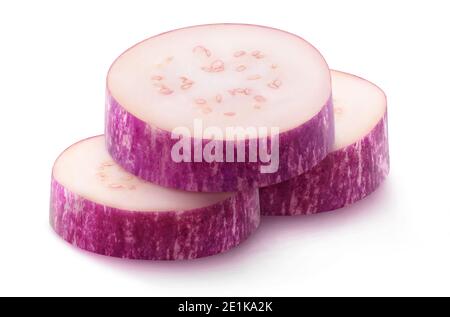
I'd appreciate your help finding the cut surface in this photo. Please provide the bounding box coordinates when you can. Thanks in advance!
[107,24,331,137]
[259,70,389,215]
[52,136,232,211]
[331,70,386,150]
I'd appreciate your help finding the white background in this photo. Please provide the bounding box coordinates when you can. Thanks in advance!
[0,0,449,296]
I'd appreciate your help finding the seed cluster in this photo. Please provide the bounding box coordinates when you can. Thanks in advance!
[97,161,139,190]
[150,45,283,116]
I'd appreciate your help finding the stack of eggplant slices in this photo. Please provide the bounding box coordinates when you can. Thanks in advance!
[50,24,389,260]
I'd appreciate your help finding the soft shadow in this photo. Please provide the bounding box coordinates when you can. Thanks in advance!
[258,178,396,238]
[64,178,396,278]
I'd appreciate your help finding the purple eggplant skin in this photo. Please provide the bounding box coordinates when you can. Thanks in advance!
[50,178,260,260]
[105,91,335,192]
[260,112,389,215]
